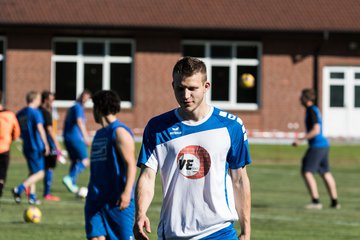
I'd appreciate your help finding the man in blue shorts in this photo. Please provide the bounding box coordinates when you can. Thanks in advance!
[85,90,136,240]
[40,91,62,201]
[12,91,50,205]
[134,57,251,240]
[62,90,91,193]
[293,89,340,209]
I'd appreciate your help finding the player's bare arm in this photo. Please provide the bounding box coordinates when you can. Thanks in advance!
[77,118,91,146]
[134,166,156,240]
[293,123,320,146]
[115,127,137,210]
[37,123,50,156]
[230,167,251,240]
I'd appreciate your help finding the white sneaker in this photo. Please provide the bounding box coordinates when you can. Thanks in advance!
[305,203,323,210]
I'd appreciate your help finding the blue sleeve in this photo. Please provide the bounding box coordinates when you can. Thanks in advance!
[137,123,156,168]
[34,109,44,125]
[74,104,84,120]
[227,119,252,169]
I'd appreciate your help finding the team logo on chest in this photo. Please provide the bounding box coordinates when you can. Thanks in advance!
[177,145,211,179]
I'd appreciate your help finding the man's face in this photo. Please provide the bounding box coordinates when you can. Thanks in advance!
[82,93,91,105]
[172,72,210,113]
[45,94,55,107]
[33,94,41,108]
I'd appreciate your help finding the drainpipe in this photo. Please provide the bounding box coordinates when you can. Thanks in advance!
[313,31,329,105]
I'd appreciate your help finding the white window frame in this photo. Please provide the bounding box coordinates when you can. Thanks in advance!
[51,37,135,109]
[182,40,262,110]
[0,37,5,93]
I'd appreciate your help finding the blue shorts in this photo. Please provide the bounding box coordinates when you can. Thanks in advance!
[64,139,88,162]
[302,147,330,174]
[85,200,135,240]
[24,150,45,174]
[200,223,238,240]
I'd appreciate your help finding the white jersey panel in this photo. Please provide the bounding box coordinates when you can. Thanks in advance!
[148,128,238,239]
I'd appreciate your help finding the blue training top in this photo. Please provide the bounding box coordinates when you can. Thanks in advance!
[63,102,86,142]
[87,120,134,204]
[305,105,329,148]
[16,107,45,152]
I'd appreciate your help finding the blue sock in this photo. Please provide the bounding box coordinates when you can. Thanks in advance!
[44,169,53,196]
[69,161,86,185]
[17,184,26,194]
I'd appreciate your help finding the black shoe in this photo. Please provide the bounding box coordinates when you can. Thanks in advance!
[11,187,21,204]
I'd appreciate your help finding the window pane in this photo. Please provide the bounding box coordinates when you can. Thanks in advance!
[355,72,360,80]
[0,40,4,54]
[84,64,103,94]
[236,46,258,59]
[237,66,257,103]
[355,86,360,108]
[330,85,344,107]
[211,46,232,59]
[83,42,104,56]
[111,63,131,101]
[54,42,77,55]
[211,66,229,101]
[110,43,131,56]
[182,44,205,58]
[55,62,77,100]
[330,72,344,79]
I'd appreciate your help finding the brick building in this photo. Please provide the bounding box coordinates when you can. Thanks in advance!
[1,0,360,138]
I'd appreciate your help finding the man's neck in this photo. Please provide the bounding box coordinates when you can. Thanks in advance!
[101,114,117,128]
[178,104,211,122]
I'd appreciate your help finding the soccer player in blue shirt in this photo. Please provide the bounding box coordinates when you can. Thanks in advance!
[293,89,340,209]
[62,90,91,193]
[12,91,50,205]
[85,90,137,240]
[134,57,251,240]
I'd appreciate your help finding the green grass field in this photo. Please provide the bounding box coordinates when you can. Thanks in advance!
[0,143,359,239]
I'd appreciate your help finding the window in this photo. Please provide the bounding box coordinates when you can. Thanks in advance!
[0,38,4,92]
[182,41,261,110]
[52,38,134,108]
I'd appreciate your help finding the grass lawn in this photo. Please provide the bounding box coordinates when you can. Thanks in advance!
[0,143,359,239]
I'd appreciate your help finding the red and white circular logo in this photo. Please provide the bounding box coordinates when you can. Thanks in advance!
[177,145,211,179]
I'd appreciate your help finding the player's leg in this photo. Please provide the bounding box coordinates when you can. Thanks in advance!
[85,201,107,240]
[12,150,44,204]
[0,152,10,197]
[103,201,135,240]
[43,153,60,201]
[318,148,339,208]
[62,140,80,193]
[301,148,322,209]
[68,140,88,186]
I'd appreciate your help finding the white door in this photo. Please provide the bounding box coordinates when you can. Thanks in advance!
[323,66,360,138]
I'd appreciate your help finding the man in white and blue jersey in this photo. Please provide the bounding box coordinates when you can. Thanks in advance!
[12,91,50,205]
[85,90,136,240]
[293,89,339,209]
[62,90,91,193]
[134,57,251,240]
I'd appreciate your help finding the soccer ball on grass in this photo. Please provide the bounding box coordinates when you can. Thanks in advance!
[23,206,42,223]
[76,187,88,199]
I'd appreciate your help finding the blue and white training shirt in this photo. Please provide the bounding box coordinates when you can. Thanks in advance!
[137,106,251,240]
[87,120,135,204]
[16,107,45,153]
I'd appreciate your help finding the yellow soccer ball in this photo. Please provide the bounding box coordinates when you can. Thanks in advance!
[23,206,42,224]
[241,73,255,88]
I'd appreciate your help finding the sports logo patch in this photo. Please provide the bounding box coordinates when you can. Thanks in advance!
[177,145,211,179]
